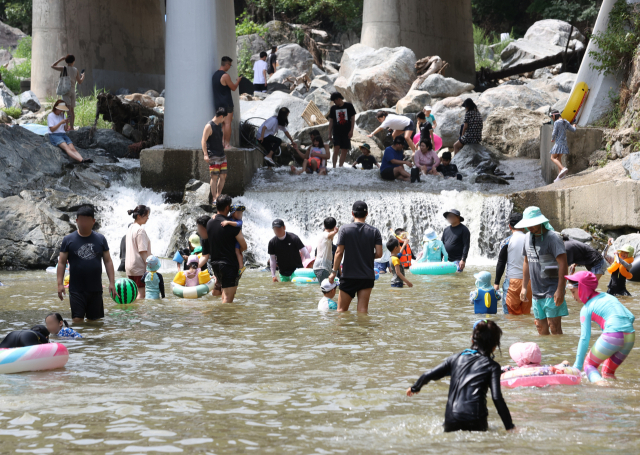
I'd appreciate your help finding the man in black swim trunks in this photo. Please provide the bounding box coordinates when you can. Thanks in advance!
[328,201,383,312]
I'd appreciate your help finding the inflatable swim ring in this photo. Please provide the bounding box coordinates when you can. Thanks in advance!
[171,280,216,299]
[0,343,69,374]
[501,365,581,388]
[292,269,316,279]
[410,262,457,275]
[413,132,443,152]
[292,277,318,284]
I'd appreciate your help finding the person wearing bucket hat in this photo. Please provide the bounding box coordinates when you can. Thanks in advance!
[518,207,569,335]
[143,255,165,299]
[469,271,501,314]
[353,143,379,170]
[565,271,635,384]
[603,238,635,296]
[442,209,470,271]
[494,212,532,315]
[417,228,448,263]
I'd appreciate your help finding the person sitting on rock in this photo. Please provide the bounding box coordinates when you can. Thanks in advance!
[368,111,416,156]
[453,98,483,154]
[414,139,440,177]
[436,152,461,180]
[47,100,92,164]
[380,137,412,182]
[353,144,379,170]
[291,134,330,175]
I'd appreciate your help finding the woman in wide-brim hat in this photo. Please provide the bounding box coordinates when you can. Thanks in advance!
[47,100,90,164]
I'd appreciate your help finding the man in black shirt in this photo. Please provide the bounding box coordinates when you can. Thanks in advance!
[441,209,470,272]
[57,205,117,323]
[328,201,383,312]
[328,92,357,168]
[563,235,609,280]
[267,46,277,75]
[204,195,247,303]
[268,219,308,282]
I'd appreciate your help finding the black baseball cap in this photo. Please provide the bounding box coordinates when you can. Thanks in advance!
[352,201,368,215]
[272,219,285,228]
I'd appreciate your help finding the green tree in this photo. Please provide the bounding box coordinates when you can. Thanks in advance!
[245,0,363,31]
[0,0,32,35]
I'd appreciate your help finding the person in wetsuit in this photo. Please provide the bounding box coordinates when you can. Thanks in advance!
[0,325,50,348]
[406,320,514,432]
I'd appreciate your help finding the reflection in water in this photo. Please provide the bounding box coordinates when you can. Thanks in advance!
[1,268,640,453]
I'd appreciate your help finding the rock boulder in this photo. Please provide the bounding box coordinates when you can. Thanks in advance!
[262,43,314,78]
[622,152,640,180]
[479,85,557,111]
[561,228,592,243]
[432,97,493,147]
[241,91,310,135]
[0,82,18,109]
[0,20,26,49]
[0,48,11,66]
[396,90,432,114]
[66,127,133,158]
[451,143,502,172]
[415,74,474,98]
[482,106,548,158]
[304,88,332,117]
[267,68,296,85]
[17,90,41,112]
[124,93,156,108]
[237,33,268,57]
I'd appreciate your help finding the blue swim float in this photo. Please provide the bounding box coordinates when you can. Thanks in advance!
[410,262,457,275]
[292,268,316,279]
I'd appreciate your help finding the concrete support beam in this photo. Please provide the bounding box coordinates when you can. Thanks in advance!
[361,0,475,83]
[539,124,603,183]
[164,0,239,149]
[31,0,165,100]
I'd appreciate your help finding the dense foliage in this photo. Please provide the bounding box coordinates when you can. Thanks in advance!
[243,0,363,31]
[0,0,31,34]
[473,25,512,71]
[236,12,268,37]
[0,35,30,93]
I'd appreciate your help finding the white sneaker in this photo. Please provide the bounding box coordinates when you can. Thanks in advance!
[558,167,568,179]
[554,176,561,183]
[265,157,275,166]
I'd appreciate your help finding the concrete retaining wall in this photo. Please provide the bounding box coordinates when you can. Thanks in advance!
[140,147,263,197]
[540,124,603,184]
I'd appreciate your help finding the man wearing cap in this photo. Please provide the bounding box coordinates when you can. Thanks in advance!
[441,209,470,272]
[328,201,383,312]
[494,212,531,315]
[380,137,412,182]
[328,92,356,168]
[57,205,117,323]
[268,219,309,282]
[517,206,569,335]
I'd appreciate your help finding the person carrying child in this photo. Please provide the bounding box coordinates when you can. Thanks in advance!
[353,143,379,170]
[318,279,338,311]
[221,204,247,276]
[549,110,576,182]
[386,237,414,288]
[406,320,514,432]
[45,312,83,338]
[416,228,448,263]
[435,151,462,180]
[566,271,635,384]
[469,271,501,314]
[603,239,634,296]
[314,217,339,283]
[143,256,165,299]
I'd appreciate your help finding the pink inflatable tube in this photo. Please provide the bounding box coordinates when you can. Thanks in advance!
[0,343,69,374]
[501,365,581,388]
[413,132,443,151]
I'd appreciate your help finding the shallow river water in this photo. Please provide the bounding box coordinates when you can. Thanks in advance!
[2,267,640,454]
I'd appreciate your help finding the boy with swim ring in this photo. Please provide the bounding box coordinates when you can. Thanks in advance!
[45,313,82,339]
[318,279,338,311]
[469,271,501,314]
[603,239,634,296]
[221,205,247,276]
[143,256,165,299]
[566,271,635,384]
[406,320,514,432]
[386,237,413,289]
[416,228,448,263]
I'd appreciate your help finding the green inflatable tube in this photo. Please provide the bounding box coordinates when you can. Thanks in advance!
[292,268,316,279]
[410,262,458,275]
[171,280,216,299]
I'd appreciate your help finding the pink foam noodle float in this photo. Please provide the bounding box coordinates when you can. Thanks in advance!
[0,343,69,374]
[413,132,443,151]
[500,365,581,388]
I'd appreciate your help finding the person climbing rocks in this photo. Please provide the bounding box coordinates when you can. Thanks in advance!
[212,56,241,148]
[368,111,416,155]
[258,107,299,166]
[549,110,576,182]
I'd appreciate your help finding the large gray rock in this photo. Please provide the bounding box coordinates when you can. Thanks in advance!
[66,127,133,158]
[561,228,592,243]
[482,106,548,158]
[622,153,640,180]
[0,82,18,109]
[264,21,298,47]
[415,74,474,98]
[614,234,640,258]
[304,88,332,117]
[240,91,310,135]
[292,123,331,147]
[257,43,313,78]
[0,109,10,123]
[396,90,432,114]
[237,33,268,57]
[355,108,395,135]
[452,143,502,173]
[267,68,296,85]
[0,48,11,66]
[525,72,577,104]
[17,90,41,112]
[479,85,557,111]
[334,44,416,112]
[308,76,335,95]
[525,19,585,46]
[0,20,26,49]
[432,97,493,147]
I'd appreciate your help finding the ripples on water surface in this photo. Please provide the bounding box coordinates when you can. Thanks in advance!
[1,268,640,454]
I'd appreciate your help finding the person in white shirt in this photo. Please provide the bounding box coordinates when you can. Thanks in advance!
[47,100,90,164]
[314,217,339,283]
[368,111,416,155]
[253,51,269,93]
[257,107,299,166]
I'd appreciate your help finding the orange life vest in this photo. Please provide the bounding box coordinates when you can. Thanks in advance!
[397,237,413,268]
[607,257,634,279]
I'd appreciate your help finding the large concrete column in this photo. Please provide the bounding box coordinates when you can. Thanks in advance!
[164,0,239,148]
[31,0,165,100]
[361,0,475,83]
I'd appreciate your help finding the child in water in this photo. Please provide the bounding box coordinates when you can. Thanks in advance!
[469,271,501,314]
[318,279,338,311]
[221,205,247,276]
[45,312,82,338]
[416,228,448,263]
[501,342,570,373]
[173,255,213,287]
[603,239,634,296]
[394,228,414,269]
[386,237,413,288]
[143,255,165,299]
[406,320,514,432]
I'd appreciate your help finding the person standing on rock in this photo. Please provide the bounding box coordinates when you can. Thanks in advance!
[441,209,470,272]
[47,100,91,164]
[517,207,569,336]
[328,92,356,168]
[212,56,241,148]
[125,205,152,300]
[51,54,84,130]
[453,98,483,155]
[253,51,269,93]
[494,212,531,315]
[267,46,278,75]
[549,110,576,182]
[380,137,412,182]
[368,111,416,155]
[328,201,383,313]
[57,205,117,323]
[258,107,299,166]
[201,107,228,201]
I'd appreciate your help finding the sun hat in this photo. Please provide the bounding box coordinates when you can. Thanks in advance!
[423,228,437,242]
[230,204,246,214]
[617,244,635,256]
[514,206,554,231]
[146,255,161,272]
[186,255,199,268]
[54,101,69,111]
[443,209,464,222]
[565,270,599,303]
[359,143,371,152]
[509,342,542,367]
[474,271,493,291]
[189,234,201,248]
[320,278,337,292]
[424,105,432,111]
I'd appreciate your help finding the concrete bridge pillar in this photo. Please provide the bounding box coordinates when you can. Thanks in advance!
[164,0,239,148]
[361,0,475,83]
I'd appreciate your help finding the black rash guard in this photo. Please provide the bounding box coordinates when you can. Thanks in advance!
[410,351,514,432]
[0,330,49,348]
